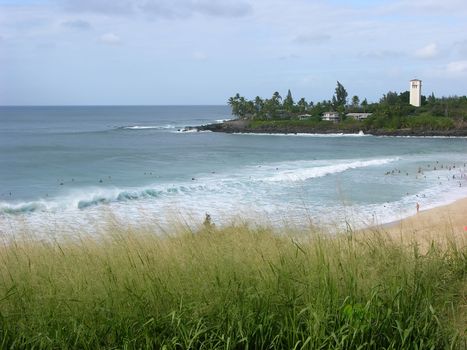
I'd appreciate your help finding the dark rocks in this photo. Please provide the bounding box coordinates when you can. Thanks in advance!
[197,119,467,137]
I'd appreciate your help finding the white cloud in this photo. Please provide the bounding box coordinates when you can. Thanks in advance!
[99,32,121,45]
[446,60,467,74]
[63,0,252,18]
[2,0,467,105]
[415,43,439,59]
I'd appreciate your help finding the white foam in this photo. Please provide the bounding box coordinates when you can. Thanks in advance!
[233,132,370,137]
[2,155,466,236]
[173,128,212,133]
[122,125,176,130]
[262,158,399,182]
[215,118,234,123]
[375,135,467,139]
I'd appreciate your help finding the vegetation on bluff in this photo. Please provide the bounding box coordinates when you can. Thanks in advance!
[0,224,465,349]
[227,82,467,132]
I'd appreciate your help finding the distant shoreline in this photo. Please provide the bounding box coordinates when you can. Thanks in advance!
[196,119,467,137]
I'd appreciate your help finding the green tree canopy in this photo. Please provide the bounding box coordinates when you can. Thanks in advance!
[332,81,348,109]
[283,89,294,112]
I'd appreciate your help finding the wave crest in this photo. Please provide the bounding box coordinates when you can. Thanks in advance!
[0,157,399,215]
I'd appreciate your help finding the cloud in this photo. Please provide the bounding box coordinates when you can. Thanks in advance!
[278,53,299,61]
[63,0,134,15]
[446,60,467,74]
[192,51,208,61]
[415,43,439,59]
[293,33,331,45]
[359,50,405,60]
[99,33,121,45]
[377,0,467,16]
[453,39,467,57]
[61,19,92,30]
[62,0,252,18]
[192,0,251,17]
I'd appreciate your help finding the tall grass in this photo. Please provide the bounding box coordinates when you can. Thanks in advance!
[0,223,465,349]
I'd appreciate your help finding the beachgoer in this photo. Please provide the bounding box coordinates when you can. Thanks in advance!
[203,213,214,228]
[416,202,420,213]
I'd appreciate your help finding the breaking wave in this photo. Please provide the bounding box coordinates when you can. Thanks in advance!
[233,132,369,137]
[264,158,399,182]
[119,125,177,130]
[0,157,399,215]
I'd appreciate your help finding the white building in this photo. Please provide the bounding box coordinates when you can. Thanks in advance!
[322,112,340,122]
[410,79,422,107]
[346,113,372,121]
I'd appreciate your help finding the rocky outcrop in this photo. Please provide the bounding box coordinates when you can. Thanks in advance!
[197,120,467,137]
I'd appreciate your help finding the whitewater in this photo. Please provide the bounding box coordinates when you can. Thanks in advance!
[1,105,466,235]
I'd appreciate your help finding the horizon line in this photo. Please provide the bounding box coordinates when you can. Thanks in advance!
[0,104,230,107]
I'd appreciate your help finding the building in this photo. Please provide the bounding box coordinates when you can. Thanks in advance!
[410,79,422,107]
[322,112,340,123]
[297,114,311,120]
[345,113,372,121]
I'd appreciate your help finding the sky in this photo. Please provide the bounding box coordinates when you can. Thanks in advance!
[1,0,467,105]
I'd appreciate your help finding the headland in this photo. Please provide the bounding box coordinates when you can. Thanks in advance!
[197,119,467,136]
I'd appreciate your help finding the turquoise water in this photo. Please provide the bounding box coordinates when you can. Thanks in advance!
[1,106,466,233]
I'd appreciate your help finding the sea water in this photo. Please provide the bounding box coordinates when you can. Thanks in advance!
[1,106,466,235]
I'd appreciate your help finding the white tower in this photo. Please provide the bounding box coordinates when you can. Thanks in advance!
[409,79,422,107]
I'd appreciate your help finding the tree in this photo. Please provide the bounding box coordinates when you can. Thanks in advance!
[228,93,241,117]
[297,98,308,112]
[261,92,282,119]
[361,98,368,112]
[283,89,294,112]
[332,81,348,110]
[398,91,410,104]
[380,91,399,105]
[272,91,282,104]
[351,95,360,109]
[270,91,282,117]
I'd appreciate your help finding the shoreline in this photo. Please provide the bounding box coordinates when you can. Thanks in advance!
[196,119,467,137]
[376,197,467,247]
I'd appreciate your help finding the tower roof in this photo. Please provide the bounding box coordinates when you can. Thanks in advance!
[410,79,422,82]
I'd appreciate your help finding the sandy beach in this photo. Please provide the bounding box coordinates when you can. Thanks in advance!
[379,197,467,249]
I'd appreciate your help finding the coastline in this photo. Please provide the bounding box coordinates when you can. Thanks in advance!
[196,119,467,137]
[377,197,467,247]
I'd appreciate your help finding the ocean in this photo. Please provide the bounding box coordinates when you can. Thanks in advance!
[1,105,466,235]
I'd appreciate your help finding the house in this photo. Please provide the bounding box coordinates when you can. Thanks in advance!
[322,112,340,122]
[298,114,311,120]
[346,112,372,121]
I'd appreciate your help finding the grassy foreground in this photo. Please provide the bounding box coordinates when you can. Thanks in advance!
[0,224,465,349]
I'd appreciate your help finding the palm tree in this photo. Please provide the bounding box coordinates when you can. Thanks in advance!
[297,98,308,113]
[228,93,241,117]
